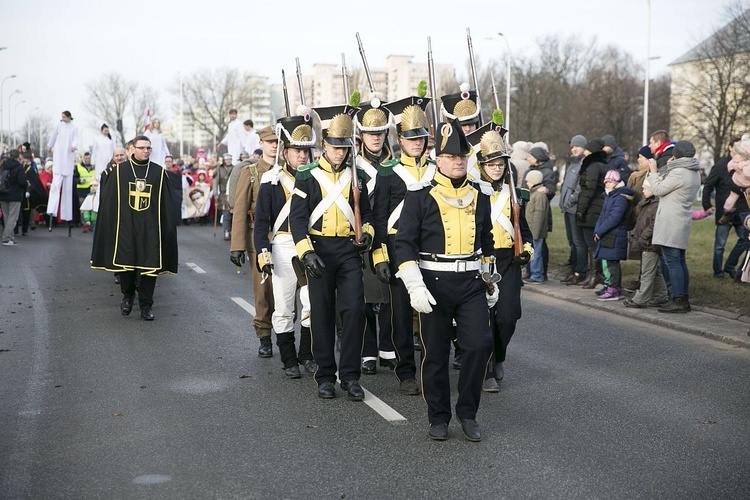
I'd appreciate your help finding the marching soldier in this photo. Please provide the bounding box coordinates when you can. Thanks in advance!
[469,118,533,392]
[229,126,277,358]
[212,153,234,240]
[394,119,497,442]
[253,108,317,379]
[355,97,397,374]
[289,102,374,401]
[371,89,435,395]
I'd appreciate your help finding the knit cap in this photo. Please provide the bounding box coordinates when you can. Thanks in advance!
[585,138,605,154]
[526,169,544,186]
[637,145,653,159]
[528,146,549,163]
[604,169,621,183]
[672,140,696,159]
[601,135,618,149]
[570,135,587,148]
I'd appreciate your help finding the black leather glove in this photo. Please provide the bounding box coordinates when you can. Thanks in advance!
[375,262,392,284]
[261,264,273,276]
[230,251,246,267]
[512,251,531,266]
[353,232,372,252]
[302,252,326,279]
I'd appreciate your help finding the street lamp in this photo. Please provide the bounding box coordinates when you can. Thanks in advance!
[28,106,39,143]
[12,100,26,147]
[498,33,512,143]
[1,74,17,144]
[8,91,22,147]
[643,0,651,146]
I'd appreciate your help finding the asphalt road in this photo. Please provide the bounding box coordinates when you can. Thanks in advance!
[1,224,749,499]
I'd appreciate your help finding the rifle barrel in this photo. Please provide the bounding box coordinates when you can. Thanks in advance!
[341,53,350,99]
[295,57,306,106]
[427,37,440,131]
[356,32,376,93]
[466,27,483,126]
[282,70,291,116]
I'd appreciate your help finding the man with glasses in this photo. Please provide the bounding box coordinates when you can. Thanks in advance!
[92,135,181,321]
[394,119,496,442]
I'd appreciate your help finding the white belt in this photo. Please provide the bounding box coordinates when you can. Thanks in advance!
[418,259,481,272]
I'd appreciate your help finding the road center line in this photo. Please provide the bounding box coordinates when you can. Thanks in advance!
[232,297,256,317]
[186,262,206,274]
[233,297,405,423]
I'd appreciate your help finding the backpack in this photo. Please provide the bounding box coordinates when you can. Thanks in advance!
[0,168,12,195]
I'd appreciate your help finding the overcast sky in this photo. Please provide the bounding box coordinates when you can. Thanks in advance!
[0,0,737,148]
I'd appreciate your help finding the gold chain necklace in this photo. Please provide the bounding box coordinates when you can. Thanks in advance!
[131,160,151,192]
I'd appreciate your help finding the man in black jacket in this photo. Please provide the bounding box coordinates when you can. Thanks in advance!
[0,150,28,246]
[702,137,749,278]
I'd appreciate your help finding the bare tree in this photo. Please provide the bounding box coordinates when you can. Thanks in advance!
[18,114,52,158]
[178,68,253,145]
[85,73,136,146]
[85,73,161,145]
[131,84,161,134]
[671,3,750,162]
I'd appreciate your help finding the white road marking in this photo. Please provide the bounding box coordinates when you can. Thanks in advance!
[361,387,408,424]
[232,296,406,424]
[186,262,206,274]
[232,297,256,316]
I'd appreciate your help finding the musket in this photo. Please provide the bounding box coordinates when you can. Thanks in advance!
[427,37,440,132]
[295,57,306,106]
[281,69,291,117]
[341,53,350,97]
[342,57,363,243]
[356,32,376,94]
[493,107,524,257]
[466,27,483,126]
[213,191,218,238]
[490,72,501,110]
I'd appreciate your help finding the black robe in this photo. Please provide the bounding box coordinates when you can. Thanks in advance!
[91,159,181,276]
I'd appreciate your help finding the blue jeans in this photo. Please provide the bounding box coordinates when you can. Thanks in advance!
[661,246,689,299]
[713,222,749,276]
[529,238,545,282]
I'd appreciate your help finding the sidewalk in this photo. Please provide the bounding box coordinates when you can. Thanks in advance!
[522,278,750,350]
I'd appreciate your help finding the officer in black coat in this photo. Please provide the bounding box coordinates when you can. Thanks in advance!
[394,119,496,442]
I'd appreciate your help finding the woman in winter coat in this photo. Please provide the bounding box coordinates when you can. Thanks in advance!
[593,169,634,300]
[644,140,702,313]
[575,138,609,288]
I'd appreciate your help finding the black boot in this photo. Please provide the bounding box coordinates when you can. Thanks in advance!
[258,335,273,358]
[659,296,691,313]
[581,250,598,289]
[276,332,301,377]
[566,272,586,286]
[297,326,317,374]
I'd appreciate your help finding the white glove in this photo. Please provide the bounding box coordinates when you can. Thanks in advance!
[486,283,499,309]
[396,263,437,314]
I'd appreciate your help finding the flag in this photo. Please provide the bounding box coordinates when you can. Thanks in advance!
[144,108,151,132]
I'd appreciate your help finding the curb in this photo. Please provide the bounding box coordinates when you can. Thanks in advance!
[522,281,750,350]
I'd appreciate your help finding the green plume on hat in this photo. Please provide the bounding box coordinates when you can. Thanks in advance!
[349,90,361,108]
[493,109,504,126]
[417,80,427,98]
